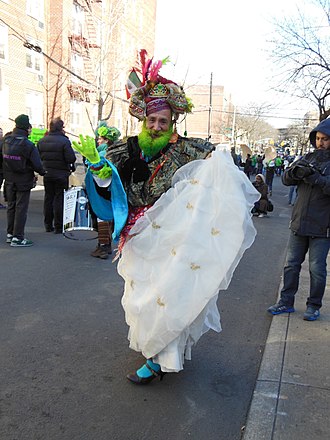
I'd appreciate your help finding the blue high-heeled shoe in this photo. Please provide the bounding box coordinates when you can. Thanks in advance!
[126,360,166,385]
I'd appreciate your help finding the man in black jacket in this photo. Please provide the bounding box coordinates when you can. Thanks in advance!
[2,114,45,247]
[38,117,76,233]
[268,118,330,321]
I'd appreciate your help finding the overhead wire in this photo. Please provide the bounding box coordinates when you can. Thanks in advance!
[0,17,129,103]
[0,17,321,123]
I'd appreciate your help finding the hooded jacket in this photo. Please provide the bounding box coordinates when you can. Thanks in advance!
[282,118,330,237]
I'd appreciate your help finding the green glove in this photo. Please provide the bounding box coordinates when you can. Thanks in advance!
[91,164,112,179]
[72,135,100,164]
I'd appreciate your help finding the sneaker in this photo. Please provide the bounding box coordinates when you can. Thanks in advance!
[303,306,320,321]
[267,303,295,315]
[0,203,6,209]
[10,237,34,247]
[6,234,13,243]
[258,213,265,218]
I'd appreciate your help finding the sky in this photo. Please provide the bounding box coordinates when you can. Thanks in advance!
[154,0,316,128]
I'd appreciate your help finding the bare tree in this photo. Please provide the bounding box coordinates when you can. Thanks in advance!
[83,0,126,124]
[234,103,277,147]
[270,0,330,121]
[284,121,310,154]
[43,0,128,132]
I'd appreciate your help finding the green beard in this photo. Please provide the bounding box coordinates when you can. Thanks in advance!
[138,121,173,158]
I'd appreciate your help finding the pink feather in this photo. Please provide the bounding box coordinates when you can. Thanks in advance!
[149,60,163,82]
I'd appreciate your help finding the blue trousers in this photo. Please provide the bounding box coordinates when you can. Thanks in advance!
[288,186,297,204]
[280,232,330,309]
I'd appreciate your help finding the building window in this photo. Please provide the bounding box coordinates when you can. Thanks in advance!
[0,80,9,121]
[26,37,43,73]
[26,90,43,127]
[72,3,85,36]
[71,53,84,82]
[26,0,44,24]
[0,24,8,62]
[70,99,82,132]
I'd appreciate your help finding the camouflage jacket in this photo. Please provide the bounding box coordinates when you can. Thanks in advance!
[106,134,214,207]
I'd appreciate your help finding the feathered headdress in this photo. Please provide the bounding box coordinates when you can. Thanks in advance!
[126,49,193,121]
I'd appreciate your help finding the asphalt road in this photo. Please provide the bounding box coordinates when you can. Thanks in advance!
[0,174,291,440]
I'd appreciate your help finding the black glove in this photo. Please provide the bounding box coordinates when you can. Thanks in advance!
[293,158,310,167]
[303,170,323,185]
[290,160,314,179]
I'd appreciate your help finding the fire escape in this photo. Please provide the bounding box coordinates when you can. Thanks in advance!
[68,0,101,103]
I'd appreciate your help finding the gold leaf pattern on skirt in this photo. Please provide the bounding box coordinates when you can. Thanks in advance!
[190,263,201,270]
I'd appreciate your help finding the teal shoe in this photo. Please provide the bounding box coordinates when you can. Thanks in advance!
[127,360,166,385]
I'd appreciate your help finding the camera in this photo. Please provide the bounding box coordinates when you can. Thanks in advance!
[291,162,316,179]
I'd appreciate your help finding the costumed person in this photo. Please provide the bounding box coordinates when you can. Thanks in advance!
[87,123,121,259]
[72,131,128,259]
[73,50,260,385]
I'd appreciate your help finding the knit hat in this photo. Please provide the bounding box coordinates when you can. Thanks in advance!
[15,114,32,130]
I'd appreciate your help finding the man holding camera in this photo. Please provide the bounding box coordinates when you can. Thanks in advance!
[268,118,330,321]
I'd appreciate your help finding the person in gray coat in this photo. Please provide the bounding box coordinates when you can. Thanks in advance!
[268,118,330,321]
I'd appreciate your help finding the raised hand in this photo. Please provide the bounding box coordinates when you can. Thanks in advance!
[72,135,100,164]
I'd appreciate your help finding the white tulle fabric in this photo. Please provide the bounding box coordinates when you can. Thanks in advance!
[117,147,260,372]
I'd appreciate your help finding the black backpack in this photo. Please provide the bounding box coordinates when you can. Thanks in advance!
[2,135,29,173]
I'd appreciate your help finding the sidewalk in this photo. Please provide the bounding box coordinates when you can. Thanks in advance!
[243,254,330,439]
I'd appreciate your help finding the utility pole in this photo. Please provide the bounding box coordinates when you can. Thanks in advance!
[207,72,213,141]
[231,103,236,150]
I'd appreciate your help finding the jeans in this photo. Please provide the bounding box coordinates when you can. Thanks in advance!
[280,232,330,309]
[288,186,297,204]
[5,182,31,239]
[43,176,69,230]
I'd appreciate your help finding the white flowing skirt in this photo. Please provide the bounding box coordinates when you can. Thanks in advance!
[117,148,260,372]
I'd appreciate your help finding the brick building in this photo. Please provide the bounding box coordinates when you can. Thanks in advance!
[185,83,234,144]
[0,0,233,147]
[0,0,157,138]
